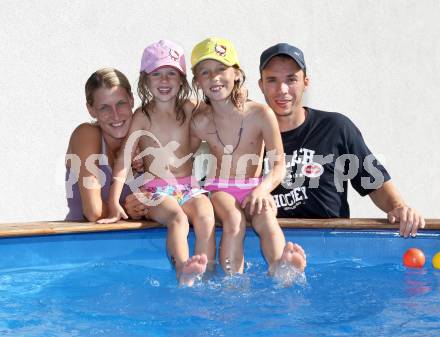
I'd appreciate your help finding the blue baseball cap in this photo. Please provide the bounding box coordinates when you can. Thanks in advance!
[259,43,306,71]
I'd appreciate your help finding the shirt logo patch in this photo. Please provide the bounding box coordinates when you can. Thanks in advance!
[301,163,324,178]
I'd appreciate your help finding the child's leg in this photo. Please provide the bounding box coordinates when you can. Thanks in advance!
[147,196,207,285]
[249,207,306,274]
[182,194,216,270]
[210,191,246,274]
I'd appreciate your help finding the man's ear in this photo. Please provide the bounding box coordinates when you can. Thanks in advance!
[258,78,263,93]
[304,74,310,90]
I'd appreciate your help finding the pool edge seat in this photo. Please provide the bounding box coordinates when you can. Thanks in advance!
[1,218,440,238]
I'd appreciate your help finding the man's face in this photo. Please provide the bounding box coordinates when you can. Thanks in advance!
[259,56,309,117]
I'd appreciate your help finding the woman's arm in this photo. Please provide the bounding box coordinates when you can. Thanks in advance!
[68,123,108,221]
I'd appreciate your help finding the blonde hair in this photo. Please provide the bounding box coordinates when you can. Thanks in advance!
[191,65,246,114]
[85,68,132,106]
[137,71,191,125]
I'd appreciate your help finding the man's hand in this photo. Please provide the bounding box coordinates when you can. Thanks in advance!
[388,206,425,237]
[369,181,425,237]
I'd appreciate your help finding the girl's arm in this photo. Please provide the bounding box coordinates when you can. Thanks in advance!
[242,105,286,215]
[98,110,147,223]
[187,100,203,151]
[258,105,286,190]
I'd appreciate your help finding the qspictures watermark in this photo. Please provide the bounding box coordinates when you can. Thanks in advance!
[65,133,386,205]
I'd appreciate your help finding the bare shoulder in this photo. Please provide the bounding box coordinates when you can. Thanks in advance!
[191,103,212,128]
[182,99,197,120]
[68,123,101,155]
[133,107,147,120]
[244,101,273,121]
[132,107,150,128]
[70,123,100,144]
[183,99,196,113]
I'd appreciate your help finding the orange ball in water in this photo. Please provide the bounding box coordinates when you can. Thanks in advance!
[403,248,425,268]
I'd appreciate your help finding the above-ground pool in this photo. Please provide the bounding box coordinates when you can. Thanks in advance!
[1,220,440,337]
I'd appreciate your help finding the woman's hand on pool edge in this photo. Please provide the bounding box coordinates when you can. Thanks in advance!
[387,206,425,238]
[97,204,128,224]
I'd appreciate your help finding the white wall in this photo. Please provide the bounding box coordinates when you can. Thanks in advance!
[1,0,439,222]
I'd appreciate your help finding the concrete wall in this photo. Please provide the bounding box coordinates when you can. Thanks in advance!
[1,0,439,222]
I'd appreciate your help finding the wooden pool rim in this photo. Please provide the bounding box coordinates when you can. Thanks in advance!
[1,218,440,238]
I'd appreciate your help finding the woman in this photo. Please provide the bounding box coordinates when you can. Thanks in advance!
[65,68,145,221]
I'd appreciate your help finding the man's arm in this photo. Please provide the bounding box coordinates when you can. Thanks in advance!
[369,180,425,237]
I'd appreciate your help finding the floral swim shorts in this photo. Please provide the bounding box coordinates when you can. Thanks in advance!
[142,176,207,206]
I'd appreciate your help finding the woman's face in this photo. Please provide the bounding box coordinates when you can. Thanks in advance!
[87,86,134,140]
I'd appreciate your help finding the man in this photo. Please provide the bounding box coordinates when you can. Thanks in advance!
[258,43,424,237]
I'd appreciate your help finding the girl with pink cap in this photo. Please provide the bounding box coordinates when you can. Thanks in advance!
[99,40,215,286]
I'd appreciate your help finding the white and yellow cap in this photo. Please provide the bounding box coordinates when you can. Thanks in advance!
[191,37,240,70]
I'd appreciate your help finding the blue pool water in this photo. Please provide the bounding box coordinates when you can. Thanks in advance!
[1,228,440,337]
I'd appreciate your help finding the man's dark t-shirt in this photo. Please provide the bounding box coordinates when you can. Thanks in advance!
[269,107,390,218]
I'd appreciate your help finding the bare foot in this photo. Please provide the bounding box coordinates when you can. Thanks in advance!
[281,242,307,272]
[179,254,208,287]
[272,242,307,286]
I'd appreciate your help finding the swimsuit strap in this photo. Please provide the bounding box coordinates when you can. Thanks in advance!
[101,133,107,155]
[213,115,244,155]
[100,133,111,170]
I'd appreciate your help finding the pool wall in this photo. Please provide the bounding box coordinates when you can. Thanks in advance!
[1,224,439,271]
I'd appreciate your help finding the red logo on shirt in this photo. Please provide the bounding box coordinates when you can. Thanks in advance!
[301,163,324,178]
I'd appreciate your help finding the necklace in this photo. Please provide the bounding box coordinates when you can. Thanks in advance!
[212,114,244,155]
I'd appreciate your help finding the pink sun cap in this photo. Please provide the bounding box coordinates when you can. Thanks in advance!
[140,39,186,75]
